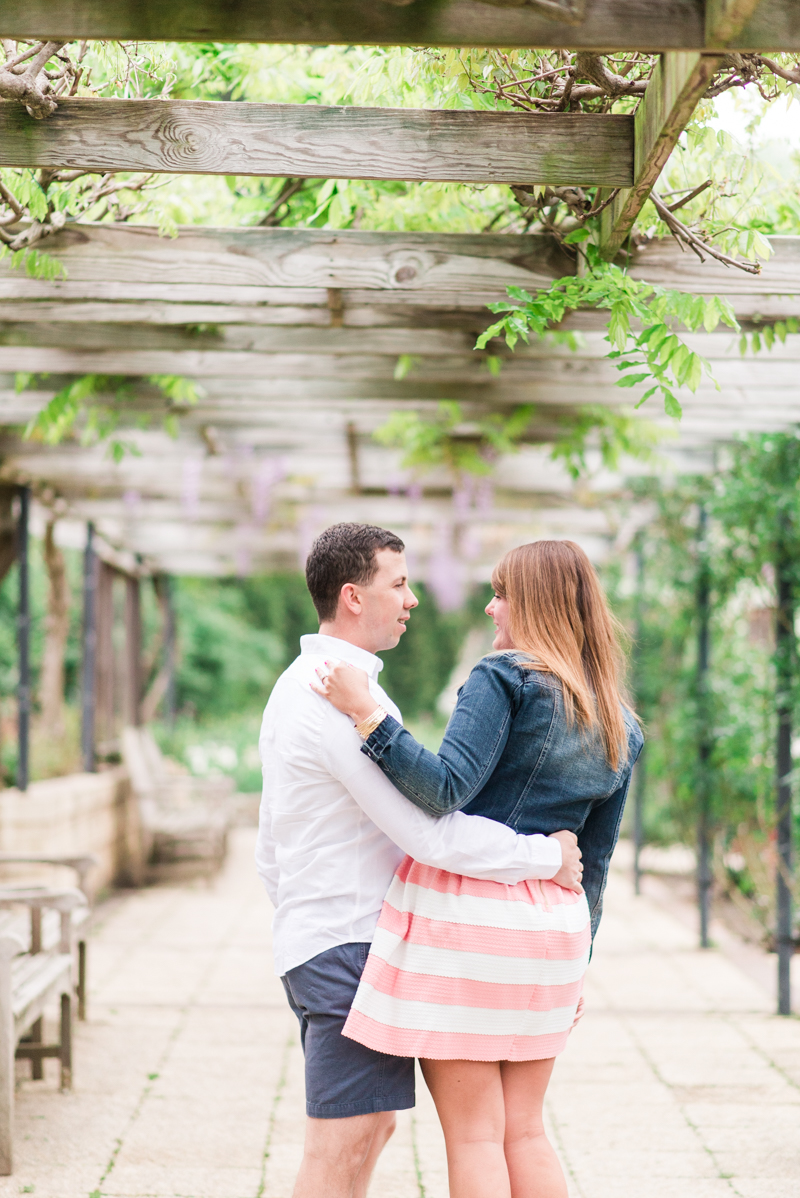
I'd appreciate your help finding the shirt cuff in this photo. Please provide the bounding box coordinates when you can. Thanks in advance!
[530,833,562,878]
[360,712,404,762]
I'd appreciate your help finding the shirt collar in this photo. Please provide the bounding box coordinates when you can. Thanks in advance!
[300,633,384,681]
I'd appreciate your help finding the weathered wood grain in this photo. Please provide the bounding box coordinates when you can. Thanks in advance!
[0,225,575,294]
[706,0,766,43]
[0,99,634,186]
[1,0,797,51]
[0,320,480,355]
[2,224,798,304]
[0,0,707,50]
[0,340,795,383]
[0,300,506,330]
[707,0,799,48]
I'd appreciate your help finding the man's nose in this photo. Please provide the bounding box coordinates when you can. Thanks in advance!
[406,588,419,608]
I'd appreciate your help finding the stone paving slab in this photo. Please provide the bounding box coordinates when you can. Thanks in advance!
[0,828,796,1198]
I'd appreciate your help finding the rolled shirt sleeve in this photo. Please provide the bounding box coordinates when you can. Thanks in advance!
[323,706,561,884]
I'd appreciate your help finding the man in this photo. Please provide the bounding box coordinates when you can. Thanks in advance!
[256,523,582,1198]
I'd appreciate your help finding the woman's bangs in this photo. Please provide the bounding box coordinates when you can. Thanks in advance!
[490,563,506,596]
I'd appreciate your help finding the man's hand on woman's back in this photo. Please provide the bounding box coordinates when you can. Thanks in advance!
[548,830,583,893]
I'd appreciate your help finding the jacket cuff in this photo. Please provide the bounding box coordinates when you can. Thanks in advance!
[360,713,403,762]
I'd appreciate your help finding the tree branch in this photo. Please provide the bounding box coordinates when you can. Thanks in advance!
[650,190,761,275]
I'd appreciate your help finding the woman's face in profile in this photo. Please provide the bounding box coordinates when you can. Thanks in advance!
[486,592,514,651]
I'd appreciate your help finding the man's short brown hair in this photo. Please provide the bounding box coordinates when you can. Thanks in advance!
[305,523,405,623]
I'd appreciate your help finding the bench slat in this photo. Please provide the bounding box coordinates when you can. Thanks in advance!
[12,954,72,1035]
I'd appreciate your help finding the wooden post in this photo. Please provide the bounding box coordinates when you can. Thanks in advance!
[80,523,97,773]
[598,53,721,260]
[95,562,115,751]
[0,936,22,1176]
[59,992,72,1092]
[0,488,16,588]
[124,575,142,727]
[29,908,42,1081]
[16,486,30,793]
[775,501,795,1016]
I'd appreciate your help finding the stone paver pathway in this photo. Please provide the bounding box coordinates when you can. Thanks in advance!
[0,827,797,1198]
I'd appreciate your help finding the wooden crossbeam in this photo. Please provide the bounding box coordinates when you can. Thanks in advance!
[2,226,798,312]
[3,294,800,327]
[0,99,633,186]
[0,344,794,389]
[599,0,767,259]
[0,225,574,295]
[0,321,482,355]
[0,0,798,51]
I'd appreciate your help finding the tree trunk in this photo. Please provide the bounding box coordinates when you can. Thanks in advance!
[40,519,70,737]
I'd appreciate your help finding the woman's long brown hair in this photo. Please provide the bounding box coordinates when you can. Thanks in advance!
[491,539,633,771]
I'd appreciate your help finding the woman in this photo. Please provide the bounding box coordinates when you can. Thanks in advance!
[313,540,643,1198]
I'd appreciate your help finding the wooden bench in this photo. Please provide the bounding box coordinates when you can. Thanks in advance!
[122,727,233,881]
[0,855,96,1021]
[0,887,87,1174]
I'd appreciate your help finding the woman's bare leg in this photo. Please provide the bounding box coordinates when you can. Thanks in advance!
[500,1059,568,1198]
[420,1059,511,1198]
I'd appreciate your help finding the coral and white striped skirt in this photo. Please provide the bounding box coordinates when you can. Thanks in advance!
[343,855,590,1062]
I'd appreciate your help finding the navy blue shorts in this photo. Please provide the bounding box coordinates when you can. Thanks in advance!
[281,942,415,1118]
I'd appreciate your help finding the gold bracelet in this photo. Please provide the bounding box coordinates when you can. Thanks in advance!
[355,706,388,741]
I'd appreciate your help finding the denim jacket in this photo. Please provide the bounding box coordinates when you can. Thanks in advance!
[362,651,644,938]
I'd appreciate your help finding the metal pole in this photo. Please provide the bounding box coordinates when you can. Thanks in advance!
[16,486,30,792]
[80,523,97,773]
[632,749,646,897]
[696,504,713,949]
[163,576,177,730]
[632,537,645,895]
[775,501,794,1016]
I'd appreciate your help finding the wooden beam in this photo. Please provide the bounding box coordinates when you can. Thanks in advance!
[0,224,575,295]
[0,321,482,355]
[0,1,703,51]
[706,0,771,45]
[599,0,768,258]
[1,0,797,51]
[0,99,633,186]
[598,52,721,259]
[733,0,800,51]
[5,225,799,304]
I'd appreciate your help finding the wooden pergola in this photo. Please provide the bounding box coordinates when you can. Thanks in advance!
[0,0,796,1014]
[0,0,794,604]
[0,225,797,575]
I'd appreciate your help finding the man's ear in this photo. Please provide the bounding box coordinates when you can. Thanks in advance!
[338,582,362,617]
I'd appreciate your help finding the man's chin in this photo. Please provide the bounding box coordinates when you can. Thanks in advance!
[379,626,406,651]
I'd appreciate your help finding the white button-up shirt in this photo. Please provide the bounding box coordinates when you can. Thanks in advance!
[256,633,561,976]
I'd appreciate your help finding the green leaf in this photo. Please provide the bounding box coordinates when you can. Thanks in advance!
[394,354,421,380]
[663,390,683,419]
[617,373,651,388]
[563,228,591,244]
[149,374,200,405]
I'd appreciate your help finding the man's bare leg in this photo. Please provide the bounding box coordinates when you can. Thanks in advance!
[353,1111,396,1198]
[293,1110,396,1198]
